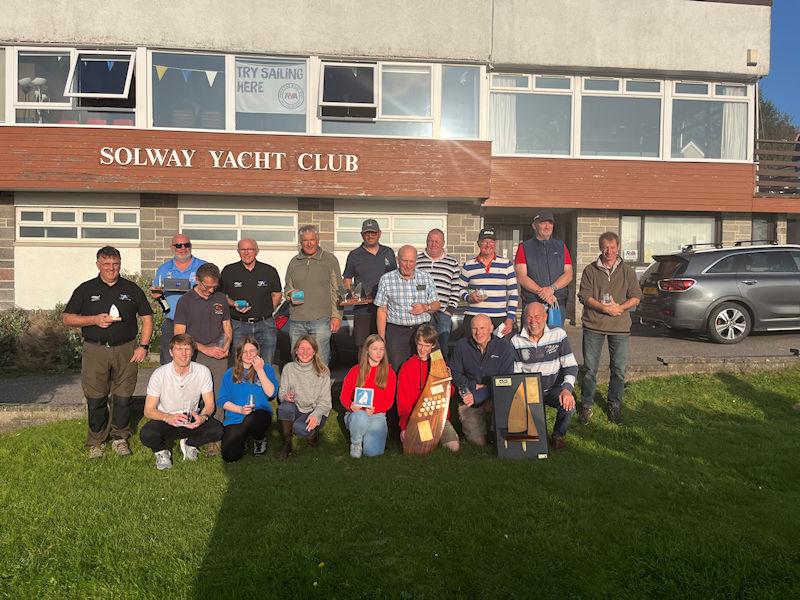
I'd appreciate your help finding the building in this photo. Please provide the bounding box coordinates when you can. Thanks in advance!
[0,0,785,322]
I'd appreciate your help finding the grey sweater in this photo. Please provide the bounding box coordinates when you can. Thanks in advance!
[278,361,332,421]
[284,248,343,321]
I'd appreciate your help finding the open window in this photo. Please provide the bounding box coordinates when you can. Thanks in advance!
[320,62,377,120]
[64,51,135,98]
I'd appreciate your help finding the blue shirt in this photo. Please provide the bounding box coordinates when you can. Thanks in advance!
[374,269,438,326]
[154,256,207,320]
[218,366,278,426]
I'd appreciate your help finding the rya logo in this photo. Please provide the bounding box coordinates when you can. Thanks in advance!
[257,280,267,287]
[90,295,101,302]
[233,282,243,288]
[118,294,131,301]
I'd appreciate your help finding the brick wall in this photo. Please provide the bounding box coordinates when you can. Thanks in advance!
[298,198,334,248]
[574,209,620,324]
[446,202,482,264]
[140,194,179,280]
[0,193,14,309]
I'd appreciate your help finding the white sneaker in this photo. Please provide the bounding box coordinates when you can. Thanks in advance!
[350,442,363,458]
[155,449,172,470]
[179,439,199,461]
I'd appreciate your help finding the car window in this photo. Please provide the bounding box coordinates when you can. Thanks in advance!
[740,251,798,274]
[647,258,687,277]
[792,251,800,271]
[707,255,737,274]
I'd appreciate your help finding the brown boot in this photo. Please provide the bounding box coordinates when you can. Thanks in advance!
[279,419,293,459]
[308,428,320,448]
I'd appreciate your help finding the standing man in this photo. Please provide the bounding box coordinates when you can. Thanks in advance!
[459,227,518,336]
[173,263,232,409]
[416,228,460,358]
[375,245,440,372]
[220,238,282,365]
[284,224,343,366]
[151,234,206,365]
[511,303,578,450]
[62,246,153,458]
[450,314,515,447]
[577,232,642,426]
[342,218,396,358]
[514,212,573,324]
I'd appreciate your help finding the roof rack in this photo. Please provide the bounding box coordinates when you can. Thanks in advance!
[733,239,778,247]
[681,242,722,252]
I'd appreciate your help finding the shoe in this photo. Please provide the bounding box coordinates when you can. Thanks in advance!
[155,449,172,470]
[308,430,320,448]
[88,445,103,459]
[179,439,199,461]
[253,438,267,456]
[204,441,221,457]
[350,442,363,458]
[550,434,567,451]
[279,419,293,459]
[111,439,132,457]
[606,404,624,426]
[578,406,593,425]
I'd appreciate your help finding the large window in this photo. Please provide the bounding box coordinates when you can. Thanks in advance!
[440,66,480,139]
[180,211,297,244]
[334,214,445,247]
[490,74,572,155]
[152,52,225,129]
[235,57,306,132]
[622,214,717,264]
[580,78,661,158]
[17,208,139,241]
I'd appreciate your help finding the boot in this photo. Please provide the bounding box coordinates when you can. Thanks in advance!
[308,428,320,448]
[279,419,293,459]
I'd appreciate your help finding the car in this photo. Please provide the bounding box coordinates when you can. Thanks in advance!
[637,242,800,344]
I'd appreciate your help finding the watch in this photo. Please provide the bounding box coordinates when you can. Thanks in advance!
[139,343,150,350]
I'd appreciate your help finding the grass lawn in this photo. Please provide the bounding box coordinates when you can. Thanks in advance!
[1,368,799,599]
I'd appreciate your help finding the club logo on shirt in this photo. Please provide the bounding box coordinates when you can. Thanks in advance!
[521,349,531,361]
[233,281,243,288]
[257,280,267,287]
[118,293,131,302]
[384,257,390,266]
[90,295,101,302]
[545,345,558,355]
[214,303,224,315]
[491,354,500,359]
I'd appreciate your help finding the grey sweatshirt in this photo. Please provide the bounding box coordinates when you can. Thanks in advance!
[278,361,332,421]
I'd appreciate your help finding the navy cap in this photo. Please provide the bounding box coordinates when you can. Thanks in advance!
[477,227,497,241]
[533,211,555,224]
[361,219,380,233]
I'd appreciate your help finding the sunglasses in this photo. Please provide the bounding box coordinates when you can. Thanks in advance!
[173,243,192,249]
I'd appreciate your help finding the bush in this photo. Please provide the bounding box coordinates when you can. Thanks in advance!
[123,270,165,353]
[15,306,81,371]
[0,307,31,367]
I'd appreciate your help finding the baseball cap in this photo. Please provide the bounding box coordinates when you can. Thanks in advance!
[361,218,380,233]
[533,211,555,224]
[477,227,497,241]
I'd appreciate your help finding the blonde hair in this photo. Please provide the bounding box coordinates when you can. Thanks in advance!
[357,334,389,389]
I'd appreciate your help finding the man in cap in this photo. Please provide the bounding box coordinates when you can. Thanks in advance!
[514,211,573,325]
[459,227,518,337]
[343,218,397,358]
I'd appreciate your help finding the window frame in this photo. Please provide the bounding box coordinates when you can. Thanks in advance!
[16,206,140,242]
[378,62,433,121]
[333,212,446,248]
[14,47,74,109]
[179,210,298,246]
[64,50,136,99]
[319,61,378,111]
[620,212,721,266]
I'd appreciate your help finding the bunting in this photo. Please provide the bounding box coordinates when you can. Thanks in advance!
[152,65,223,87]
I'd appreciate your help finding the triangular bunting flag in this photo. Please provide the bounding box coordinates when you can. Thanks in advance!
[205,70,217,87]
[107,60,114,71]
[155,65,168,80]
[181,69,191,83]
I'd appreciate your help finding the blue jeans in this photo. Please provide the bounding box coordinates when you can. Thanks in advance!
[277,401,327,438]
[344,410,387,457]
[432,311,452,358]
[581,329,630,409]
[288,317,332,365]
[232,317,277,365]
[543,388,575,437]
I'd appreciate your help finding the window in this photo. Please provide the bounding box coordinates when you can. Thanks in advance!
[17,51,71,105]
[440,66,480,139]
[671,100,747,160]
[235,57,306,133]
[320,63,376,120]
[17,208,139,241]
[381,65,431,118]
[334,214,445,247]
[752,215,776,242]
[739,251,797,273]
[180,211,296,244]
[152,52,225,129]
[621,215,717,264]
[490,73,572,155]
[65,51,135,98]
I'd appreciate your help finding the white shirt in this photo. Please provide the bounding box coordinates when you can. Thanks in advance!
[146,361,214,414]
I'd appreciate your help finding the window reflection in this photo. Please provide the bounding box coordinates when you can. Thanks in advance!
[152,52,225,129]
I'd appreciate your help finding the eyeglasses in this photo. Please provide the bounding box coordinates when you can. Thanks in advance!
[173,243,192,249]
[238,247,257,253]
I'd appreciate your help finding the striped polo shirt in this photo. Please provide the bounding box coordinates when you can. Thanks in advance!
[459,254,519,320]
[511,326,578,394]
[415,250,461,312]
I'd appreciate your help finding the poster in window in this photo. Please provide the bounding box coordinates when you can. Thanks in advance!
[236,60,305,115]
[624,249,638,261]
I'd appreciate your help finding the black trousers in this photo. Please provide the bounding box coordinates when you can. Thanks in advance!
[139,418,223,453]
[221,410,272,462]
[386,322,418,373]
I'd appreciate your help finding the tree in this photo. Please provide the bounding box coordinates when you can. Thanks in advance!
[758,95,798,141]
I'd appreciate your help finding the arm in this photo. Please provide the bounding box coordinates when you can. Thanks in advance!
[377,305,388,339]
[252,357,277,398]
[221,318,233,353]
[504,266,519,330]
[63,312,113,329]
[309,372,333,423]
[446,259,461,313]
[374,276,389,338]
[329,256,344,321]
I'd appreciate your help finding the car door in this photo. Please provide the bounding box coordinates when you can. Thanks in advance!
[736,250,800,329]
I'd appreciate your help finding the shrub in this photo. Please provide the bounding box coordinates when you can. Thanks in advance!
[123,270,165,353]
[15,307,80,371]
[0,307,31,367]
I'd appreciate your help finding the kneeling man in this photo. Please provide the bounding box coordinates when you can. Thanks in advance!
[140,334,223,470]
[511,303,578,450]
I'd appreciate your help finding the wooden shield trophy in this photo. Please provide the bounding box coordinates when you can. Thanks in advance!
[491,373,548,459]
[402,349,452,455]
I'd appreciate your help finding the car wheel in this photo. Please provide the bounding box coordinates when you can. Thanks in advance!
[707,302,751,344]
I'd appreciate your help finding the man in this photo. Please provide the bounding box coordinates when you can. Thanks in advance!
[62,246,153,458]
[284,224,343,366]
[139,334,223,470]
[173,262,232,410]
[151,234,206,365]
[578,231,642,426]
[450,314,515,446]
[514,212,573,325]
[219,238,282,365]
[511,303,579,450]
[375,245,440,372]
[342,218,396,357]
[416,228,460,358]
[460,227,518,337]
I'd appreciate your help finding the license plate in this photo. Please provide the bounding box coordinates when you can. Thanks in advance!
[643,286,658,296]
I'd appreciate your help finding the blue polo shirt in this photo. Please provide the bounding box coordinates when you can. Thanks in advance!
[154,256,207,320]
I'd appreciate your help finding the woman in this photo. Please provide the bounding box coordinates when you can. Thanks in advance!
[277,335,332,459]
[339,334,396,458]
[218,337,279,462]
[397,325,460,452]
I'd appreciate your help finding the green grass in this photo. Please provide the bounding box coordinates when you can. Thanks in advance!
[1,368,799,599]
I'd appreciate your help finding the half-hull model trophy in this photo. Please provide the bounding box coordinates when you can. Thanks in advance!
[402,349,452,455]
[491,374,548,459]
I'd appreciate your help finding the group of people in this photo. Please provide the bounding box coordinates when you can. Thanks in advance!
[62,212,642,467]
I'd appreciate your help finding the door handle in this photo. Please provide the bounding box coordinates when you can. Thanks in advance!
[740,279,758,285]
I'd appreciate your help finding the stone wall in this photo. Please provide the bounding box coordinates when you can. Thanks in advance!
[574,209,620,324]
[446,202,482,264]
[298,198,334,248]
[776,214,787,244]
[721,213,751,246]
[0,193,14,309]
[139,194,178,280]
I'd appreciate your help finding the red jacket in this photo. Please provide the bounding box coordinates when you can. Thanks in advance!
[397,354,452,431]
[340,364,396,414]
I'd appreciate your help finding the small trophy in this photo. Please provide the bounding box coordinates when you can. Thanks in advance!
[109,304,122,321]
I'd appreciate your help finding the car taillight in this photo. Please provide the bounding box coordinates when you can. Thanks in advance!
[658,278,696,292]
